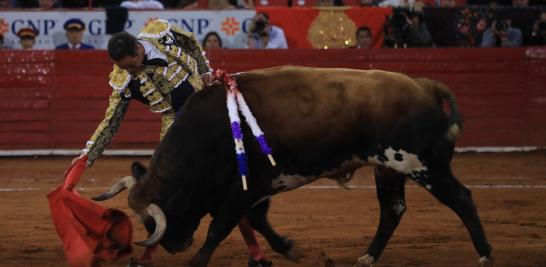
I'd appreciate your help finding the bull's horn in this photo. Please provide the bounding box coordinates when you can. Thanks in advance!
[91,176,137,201]
[135,204,167,246]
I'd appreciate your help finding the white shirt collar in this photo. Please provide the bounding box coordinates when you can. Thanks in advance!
[138,39,167,61]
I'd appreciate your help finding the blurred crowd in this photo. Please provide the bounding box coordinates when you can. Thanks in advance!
[2,0,545,9]
[0,0,545,49]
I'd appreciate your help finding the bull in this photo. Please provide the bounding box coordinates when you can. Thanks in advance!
[94,66,493,267]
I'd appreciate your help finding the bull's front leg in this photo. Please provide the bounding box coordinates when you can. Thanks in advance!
[127,239,159,267]
[187,186,255,267]
[187,216,240,267]
[247,199,302,262]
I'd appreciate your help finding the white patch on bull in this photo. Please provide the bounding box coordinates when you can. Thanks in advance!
[251,195,271,208]
[356,254,375,266]
[425,184,432,190]
[447,124,461,141]
[367,147,428,175]
[392,199,406,215]
[478,256,494,267]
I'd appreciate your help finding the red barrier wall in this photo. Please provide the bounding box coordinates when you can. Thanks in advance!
[1,48,545,150]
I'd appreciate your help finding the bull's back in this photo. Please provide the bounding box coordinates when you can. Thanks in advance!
[235,66,438,149]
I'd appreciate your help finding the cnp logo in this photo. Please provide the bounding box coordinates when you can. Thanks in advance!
[221,17,240,36]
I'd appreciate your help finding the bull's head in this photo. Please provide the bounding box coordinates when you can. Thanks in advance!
[92,162,167,247]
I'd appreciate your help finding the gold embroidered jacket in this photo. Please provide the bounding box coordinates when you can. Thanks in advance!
[82,20,212,166]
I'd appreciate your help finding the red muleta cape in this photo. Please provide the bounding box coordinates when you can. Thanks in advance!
[47,156,133,267]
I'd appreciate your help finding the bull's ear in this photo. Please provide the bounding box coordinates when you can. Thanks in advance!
[131,162,147,181]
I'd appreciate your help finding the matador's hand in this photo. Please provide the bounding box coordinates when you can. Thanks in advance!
[201,73,214,86]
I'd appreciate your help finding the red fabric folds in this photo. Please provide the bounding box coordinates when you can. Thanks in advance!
[47,156,133,267]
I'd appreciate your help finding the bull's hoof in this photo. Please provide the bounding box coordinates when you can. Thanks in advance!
[321,251,336,267]
[248,258,273,267]
[186,260,205,267]
[478,256,494,267]
[283,239,302,262]
[354,254,375,267]
[127,258,153,267]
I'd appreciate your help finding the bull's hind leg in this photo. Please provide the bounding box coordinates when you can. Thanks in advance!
[246,199,302,262]
[416,164,493,267]
[356,166,407,267]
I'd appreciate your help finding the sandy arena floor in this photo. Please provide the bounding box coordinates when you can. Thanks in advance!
[0,152,545,267]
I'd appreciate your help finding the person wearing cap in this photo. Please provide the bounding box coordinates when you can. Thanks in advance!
[56,19,94,50]
[16,27,38,50]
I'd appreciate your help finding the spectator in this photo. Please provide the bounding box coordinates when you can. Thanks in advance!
[511,0,528,5]
[208,0,254,9]
[439,0,456,6]
[202,31,223,49]
[530,12,546,45]
[0,0,12,7]
[315,0,344,6]
[405,11,433,47]
[91,0,123,7]
[38,0,56,8]
[355,26,373,48]
[16,27,38,50]
[14,0,60,7]
[162,0,197,7]
[359,0,381,6]
[0,34,10,50]
[247,12,288,49]
[56,0,89,7]
[378,0,414,7]
[56,19,94,50]
[120,0,164,9]
[481,19,522,47]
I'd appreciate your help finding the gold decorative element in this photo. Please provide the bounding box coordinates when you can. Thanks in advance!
[307,8,357,49]
[109,65,131,92]
[160,113,176,140]
[85,91,130,166]
[169,26,212,74]
[138,19,172,39]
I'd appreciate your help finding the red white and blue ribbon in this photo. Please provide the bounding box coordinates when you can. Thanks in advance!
[218,70,276,191]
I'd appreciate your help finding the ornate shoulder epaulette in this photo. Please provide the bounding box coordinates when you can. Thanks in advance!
[138,19,172,39]
[169,23,193,38]
[109,65,131,92]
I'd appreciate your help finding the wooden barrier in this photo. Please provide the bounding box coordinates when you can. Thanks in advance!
[0,48,545,150]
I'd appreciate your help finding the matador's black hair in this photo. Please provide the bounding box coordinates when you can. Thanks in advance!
[107,32,139,61]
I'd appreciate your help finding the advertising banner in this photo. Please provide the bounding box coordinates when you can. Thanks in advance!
[0,10,256,49]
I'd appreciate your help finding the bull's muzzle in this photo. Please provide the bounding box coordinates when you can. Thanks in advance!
[135,204,167,246]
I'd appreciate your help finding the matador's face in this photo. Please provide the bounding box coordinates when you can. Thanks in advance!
[115,43,145,74]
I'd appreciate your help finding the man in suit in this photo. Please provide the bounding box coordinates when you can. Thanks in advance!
[56,18,95,50]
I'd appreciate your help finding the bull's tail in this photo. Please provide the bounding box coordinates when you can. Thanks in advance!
[437,83,463,141]
[416,78,463,142]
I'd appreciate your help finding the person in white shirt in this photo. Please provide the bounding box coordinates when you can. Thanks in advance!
[120,0,165,9]
[247,12,288,49]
